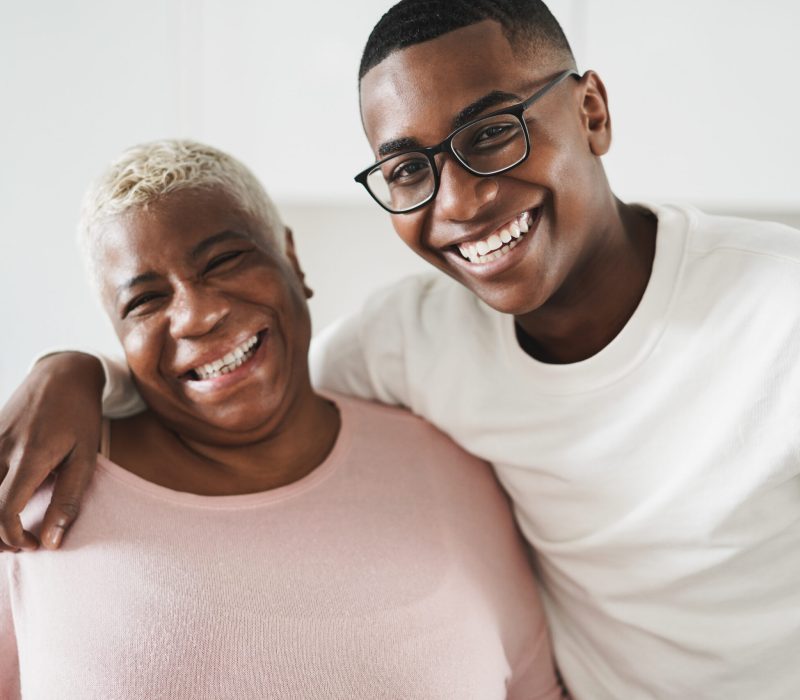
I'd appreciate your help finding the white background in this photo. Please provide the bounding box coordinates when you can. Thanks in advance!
[1,0,799,402]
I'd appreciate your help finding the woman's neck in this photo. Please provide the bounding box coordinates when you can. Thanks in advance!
[109,391,341,496]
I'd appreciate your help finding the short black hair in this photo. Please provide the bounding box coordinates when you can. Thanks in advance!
[359,0,574,80]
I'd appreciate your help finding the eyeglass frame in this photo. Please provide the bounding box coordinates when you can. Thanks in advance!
[354,68,581,214]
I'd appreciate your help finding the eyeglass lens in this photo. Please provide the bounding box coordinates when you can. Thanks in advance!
[366,113,528,212]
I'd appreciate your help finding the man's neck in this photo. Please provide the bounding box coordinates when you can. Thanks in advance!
[514,200,657,364]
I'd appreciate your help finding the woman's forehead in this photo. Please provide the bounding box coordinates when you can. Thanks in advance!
[92,193,258,292]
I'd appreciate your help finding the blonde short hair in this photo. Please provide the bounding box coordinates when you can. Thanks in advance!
[78,139,284,288]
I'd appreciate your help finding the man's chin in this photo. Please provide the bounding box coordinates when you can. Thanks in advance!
[460,279,546,318]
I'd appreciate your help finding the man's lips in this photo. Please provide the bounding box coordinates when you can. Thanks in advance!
[444,207,543,272]
[450,209,534,263]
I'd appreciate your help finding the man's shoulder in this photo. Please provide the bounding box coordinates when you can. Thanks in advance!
[683,205,800,264]
[364,270,479,316]
[358,271,494,343]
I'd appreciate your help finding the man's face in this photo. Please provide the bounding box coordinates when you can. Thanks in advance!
[97,188,312,443]
[359,20,613,317]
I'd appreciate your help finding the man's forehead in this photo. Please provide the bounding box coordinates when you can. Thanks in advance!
[360,21,517,102]
[359,20,555,150]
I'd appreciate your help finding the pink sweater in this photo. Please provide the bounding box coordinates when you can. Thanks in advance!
[1,395,562,699]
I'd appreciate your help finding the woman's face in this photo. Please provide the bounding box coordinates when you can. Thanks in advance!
[96,188,313,444]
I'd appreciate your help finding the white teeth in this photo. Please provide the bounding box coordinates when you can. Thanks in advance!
[486,233,502,251]
[455,209,537,265]
[191,334,260,380]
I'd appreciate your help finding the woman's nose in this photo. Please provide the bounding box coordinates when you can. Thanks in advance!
[168,283,230,339]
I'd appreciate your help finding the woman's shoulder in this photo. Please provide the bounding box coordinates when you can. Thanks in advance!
[331,392,503,502]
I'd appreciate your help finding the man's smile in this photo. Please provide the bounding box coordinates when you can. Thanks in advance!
[453,209,535,264]
[439,206,543,280]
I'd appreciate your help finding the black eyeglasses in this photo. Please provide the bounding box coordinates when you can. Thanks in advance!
[354,69,580,214]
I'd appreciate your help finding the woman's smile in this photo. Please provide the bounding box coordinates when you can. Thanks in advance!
[179,329,270,400]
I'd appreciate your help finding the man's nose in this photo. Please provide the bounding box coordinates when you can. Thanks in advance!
[434,156,498,222]
[168,283,230,338]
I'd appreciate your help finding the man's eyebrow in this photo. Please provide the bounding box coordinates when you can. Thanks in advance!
[375,90,523,159]
[452,90,522,130]
[189,230,251,260]
[378,137,423,158]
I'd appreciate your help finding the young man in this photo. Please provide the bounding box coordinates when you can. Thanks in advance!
[1,1,799,698]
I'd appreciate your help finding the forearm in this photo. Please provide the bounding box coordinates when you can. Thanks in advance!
[34,351,144,418]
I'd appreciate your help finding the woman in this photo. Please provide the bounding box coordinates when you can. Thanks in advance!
[0,140,564,699]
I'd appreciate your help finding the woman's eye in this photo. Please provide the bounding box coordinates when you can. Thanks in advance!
[123,293,163,317]
[205,251,244,273]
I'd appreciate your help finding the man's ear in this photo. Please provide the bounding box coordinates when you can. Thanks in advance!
[578,71,612,156]
[283,226,314,299]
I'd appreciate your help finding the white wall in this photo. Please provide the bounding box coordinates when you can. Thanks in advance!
[1,0,799,402]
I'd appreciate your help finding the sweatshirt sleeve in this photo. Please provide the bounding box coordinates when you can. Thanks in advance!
[309,276,427,408]
[0,559,21,700]
[97,354,146,418]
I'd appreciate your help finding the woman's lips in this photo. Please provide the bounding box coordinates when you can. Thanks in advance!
[187,332,264,381]
[181,330,269,395]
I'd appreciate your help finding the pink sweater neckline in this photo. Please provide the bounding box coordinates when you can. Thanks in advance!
[96,396,352,510]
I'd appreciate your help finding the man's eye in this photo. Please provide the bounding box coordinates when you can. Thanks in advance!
[123,293,163,317]
[474,122,515,145]
[388,158,431,185]
[205,251,244,273]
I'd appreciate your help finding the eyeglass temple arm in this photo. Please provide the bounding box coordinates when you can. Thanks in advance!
[521,69,581,109]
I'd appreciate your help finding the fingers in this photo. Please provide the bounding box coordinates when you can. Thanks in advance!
[0,514,38,551]
[0,462,41,551]
[40,448,97,550]
[0,353,105,552]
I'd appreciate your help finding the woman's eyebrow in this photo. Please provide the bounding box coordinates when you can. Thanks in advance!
[189,230,251,260]
[115,272,160,303]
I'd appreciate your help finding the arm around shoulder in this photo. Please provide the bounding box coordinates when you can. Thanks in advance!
[0,351,111,550]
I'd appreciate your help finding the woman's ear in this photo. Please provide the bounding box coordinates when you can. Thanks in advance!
[283,226,314,299]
